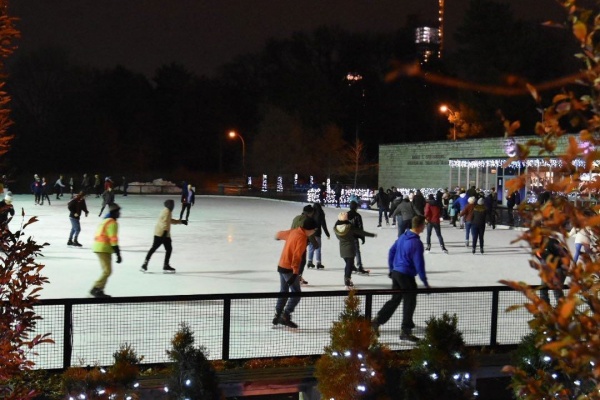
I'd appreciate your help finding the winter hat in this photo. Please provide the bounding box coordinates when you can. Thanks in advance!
[302,217,317,231]
[302,205,314,214]
[468,196,476,204]
[109,203,121,212]
[164,199,175,211]
[338,212,349,221]
[4,195,12,204]
[477,198,485,205]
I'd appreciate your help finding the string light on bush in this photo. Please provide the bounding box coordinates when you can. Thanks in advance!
[261,175,267,193]
[247,176,252,186]
[185,379,192,386]
[310,175,314,185]
[294,174,298,186]
[277,176,283,192]
[164,386,169,393]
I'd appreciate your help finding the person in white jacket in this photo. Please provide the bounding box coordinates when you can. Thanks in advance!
[569,225,595,264]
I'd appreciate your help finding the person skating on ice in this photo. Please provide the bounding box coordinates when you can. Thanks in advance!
[334,211,376,288]
[90,203,122,298]
[0,194,15,231]
[67,191,89,247]
[306,202,330,269]
[372,215,430,342]
[290,204,318,285]
[424,194,448,253]
[141,199,188,273]
[273,217,317,329]
[40,177,52,205]
[98,186,115,216]
[179,183,195,221]
[54,175,66,199]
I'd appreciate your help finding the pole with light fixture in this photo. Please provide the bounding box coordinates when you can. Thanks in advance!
[228,130,246,179]
[439,104,457,141]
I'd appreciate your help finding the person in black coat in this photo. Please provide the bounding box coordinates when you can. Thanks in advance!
[179,183,195,221]
[370,187,389,227]
[412,190,426,216]
[307,202,330,269]
[0,194,15,229]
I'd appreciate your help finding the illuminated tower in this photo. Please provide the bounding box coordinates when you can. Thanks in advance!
[438,0,445,58]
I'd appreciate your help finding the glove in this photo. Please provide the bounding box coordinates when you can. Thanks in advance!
[85,212,89,217]
[181,220,188,225]
[361,238,365,245]
[113,245,122,264]
[286,274,298,286]
[388,272,392,279]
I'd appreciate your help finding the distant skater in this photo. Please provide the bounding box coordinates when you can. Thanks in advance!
[98,187,115,216]
[141,199,188,274]
[179,183,195,221]
[67,191,89,247]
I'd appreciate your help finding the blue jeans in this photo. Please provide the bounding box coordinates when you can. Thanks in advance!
[307,236,323,264]
[276,271,301,316]
[426,223,445,248]
[465,221,472,241]
[378,208,389,225]
[69,217,81,241]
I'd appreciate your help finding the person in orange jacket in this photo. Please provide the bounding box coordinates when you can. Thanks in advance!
[272,217,317,329]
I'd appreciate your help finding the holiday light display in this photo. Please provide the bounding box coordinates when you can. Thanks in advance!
[277,176,283,192]
[261,174,267,192]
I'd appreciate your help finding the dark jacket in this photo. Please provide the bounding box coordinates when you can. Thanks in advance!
[412,192,426,215]
[312,203,330,238]
[348,208,364,241]
[392,199,417,221]
[68,197,89,220]
[370,188,389,210]
[0,200,15,225]
[181,189,195,205]
[334,220,375,258]
[471,204,487,226]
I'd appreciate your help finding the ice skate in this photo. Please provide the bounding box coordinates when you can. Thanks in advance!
[306,262,315,269]
[140,260,148,273]
[299,276,308,285]
[344,278,354,289]
[400,331,420,343]
[72,240,82,247]
[272,313,281,326]
[442,247,449,254]
[163,265,176,274]
[356,268,370,275]
[67,239,74,246]
[425,245,431,253]
[279,313,298,329]
[316,263,325,269]
[89,287,111,298]
[351,266,359,274]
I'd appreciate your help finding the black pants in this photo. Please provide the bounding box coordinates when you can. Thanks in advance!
[375,271,417,333]
[426,223,445,248]
[180,203,191,220]
[343,257,355,279]
[145,235,173,266]
[540,267,566,305]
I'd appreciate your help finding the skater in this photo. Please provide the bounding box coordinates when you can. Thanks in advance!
[459,196,476,247]
[0,194,14,229]
[471,198,487,254]
[484,188,497,229]
[424,194,448,253]
[370,187,389,227]
[81,173,91,195]
[54,175,66,199]
[104,176,113,191]
[272,217,317,329]
[307,202,330,270]
[121,176,128,196]
[372,215,430,342]
[40,177,52,205]
[536,234,568,306]
[68,177,75,198]
[411,190,426,216]
[333,181,342,208]
[291,205,319,285]
[98,186,115,216]
[333,211,377,288]
[179,183,195,221]
[318,181,327,205]
[348,200,368,273]
[67,191,89,247]
[568,209,596,264]
[391,197,417,236]
[94,174,102,198]
[141,199,188,273]
[90,203,122,298]
[31,174,42,205]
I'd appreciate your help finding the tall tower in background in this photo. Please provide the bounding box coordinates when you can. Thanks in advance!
[438,0,445,58]
[414,0,444,64]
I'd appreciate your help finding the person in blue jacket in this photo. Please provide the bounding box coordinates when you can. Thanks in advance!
[372,215,430,342]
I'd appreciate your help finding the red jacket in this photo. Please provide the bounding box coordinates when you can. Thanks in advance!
[424,202,442,224]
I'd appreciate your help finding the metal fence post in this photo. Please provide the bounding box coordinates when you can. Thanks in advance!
[222,298,231,361]
[63,303,73,369]
[490,289,499,347]
[364,293,373,321]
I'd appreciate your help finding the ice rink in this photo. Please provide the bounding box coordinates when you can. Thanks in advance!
[3,193,545,300]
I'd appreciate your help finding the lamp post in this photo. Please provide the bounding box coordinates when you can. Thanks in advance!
[228,130,245,178]
[439,104,457,141]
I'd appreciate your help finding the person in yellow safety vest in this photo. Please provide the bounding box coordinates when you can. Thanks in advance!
[90,203,122,298]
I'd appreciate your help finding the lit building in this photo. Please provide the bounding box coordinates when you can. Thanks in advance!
[415,26,440,64]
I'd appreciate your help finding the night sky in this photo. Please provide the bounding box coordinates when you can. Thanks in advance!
[12,0,564,77]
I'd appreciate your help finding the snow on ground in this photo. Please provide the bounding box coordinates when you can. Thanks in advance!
[4,193,545,299]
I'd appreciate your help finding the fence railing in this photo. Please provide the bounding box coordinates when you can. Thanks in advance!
[30,286,535,370]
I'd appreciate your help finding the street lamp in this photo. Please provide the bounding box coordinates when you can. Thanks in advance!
[228,130,245,178]
[439,104,457,141]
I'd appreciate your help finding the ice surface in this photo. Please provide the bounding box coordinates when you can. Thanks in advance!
[3,193,547,299]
